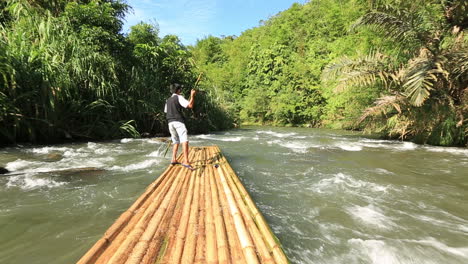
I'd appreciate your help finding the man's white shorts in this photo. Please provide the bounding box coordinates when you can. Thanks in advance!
[168,121,188,144]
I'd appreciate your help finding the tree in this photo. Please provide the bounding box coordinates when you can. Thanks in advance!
[323,0,467,145]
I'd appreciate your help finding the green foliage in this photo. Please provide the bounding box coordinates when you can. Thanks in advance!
[191,0,369,127]
[0,0,233,144]
[1,0,464,146]
[189,0,466,146]
[325,0,467,146]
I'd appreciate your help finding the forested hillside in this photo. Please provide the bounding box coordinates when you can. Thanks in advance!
[191,0,467,146]
[0,0,233,145]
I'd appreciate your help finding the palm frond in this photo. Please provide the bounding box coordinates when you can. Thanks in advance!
[350,5,422,43]
[443,49,468,80]
[402,51,440,106]
[359,95,405,123]
[323,51,394,92]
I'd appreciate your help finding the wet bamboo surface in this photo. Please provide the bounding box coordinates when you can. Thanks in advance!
[78,146,289,264]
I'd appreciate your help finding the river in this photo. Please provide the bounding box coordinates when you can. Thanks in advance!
[1,127,467,263]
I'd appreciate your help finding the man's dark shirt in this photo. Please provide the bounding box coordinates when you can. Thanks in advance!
[165,95,185,123]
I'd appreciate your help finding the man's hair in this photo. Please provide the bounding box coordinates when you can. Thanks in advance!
[170,83,183,94]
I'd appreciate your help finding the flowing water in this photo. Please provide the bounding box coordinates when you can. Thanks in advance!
[1,127,467,264]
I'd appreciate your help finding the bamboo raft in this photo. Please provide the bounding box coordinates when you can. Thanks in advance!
[78,146,289,264]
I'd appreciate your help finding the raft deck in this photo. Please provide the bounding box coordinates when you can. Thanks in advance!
[78,146,289,264]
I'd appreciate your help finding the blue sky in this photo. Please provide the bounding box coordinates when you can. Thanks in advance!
[122,0,304,46]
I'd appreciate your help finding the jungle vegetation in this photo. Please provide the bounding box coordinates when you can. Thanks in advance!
[1,0,466,146]
[0,0,233,145]
[191,0,467,146]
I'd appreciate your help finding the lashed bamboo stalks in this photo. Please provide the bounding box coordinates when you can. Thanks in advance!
[140,162,193,264]
[204,164,218,263]
[160,149,200,263]
[220,163,274,264]
[180,167,201,263]
[91,150,197,264]
[206,148,237,264]
[77,164,178,264]
[142,148,202,264]
[78,146,289,264]
[213,146,289,264]
[216,157,259,264]
[194,149,207,264]
[209,148,246,264]
[125,166,189,264]
[92,166,182,264]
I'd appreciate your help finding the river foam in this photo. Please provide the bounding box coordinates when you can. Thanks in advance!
[6,174,67,190]
[313,173,389,194]
[256,130,297,138]
[110,159,160,172]
[403,237,468,258]
[347,205,395,230]
[335,143,363,151]
[195,134,245,142]
[348,239,406,264]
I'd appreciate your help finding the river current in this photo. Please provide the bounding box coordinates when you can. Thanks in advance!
[1,127,467,263]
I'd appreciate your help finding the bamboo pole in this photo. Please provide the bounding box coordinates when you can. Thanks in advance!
[140,148,199,264]
[207,163,230,264]
[77,163,177,264]
[210,148,246,264]
[159,150,199,264]
[220,165,274,264]
[214,146,289,264]
[125,165,188,264]
[106,167,185,264]
[194,149,207,264]
[204,164,219,264]
[95,166,182,264]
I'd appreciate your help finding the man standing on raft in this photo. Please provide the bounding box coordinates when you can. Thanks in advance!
[164,83,197,169]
